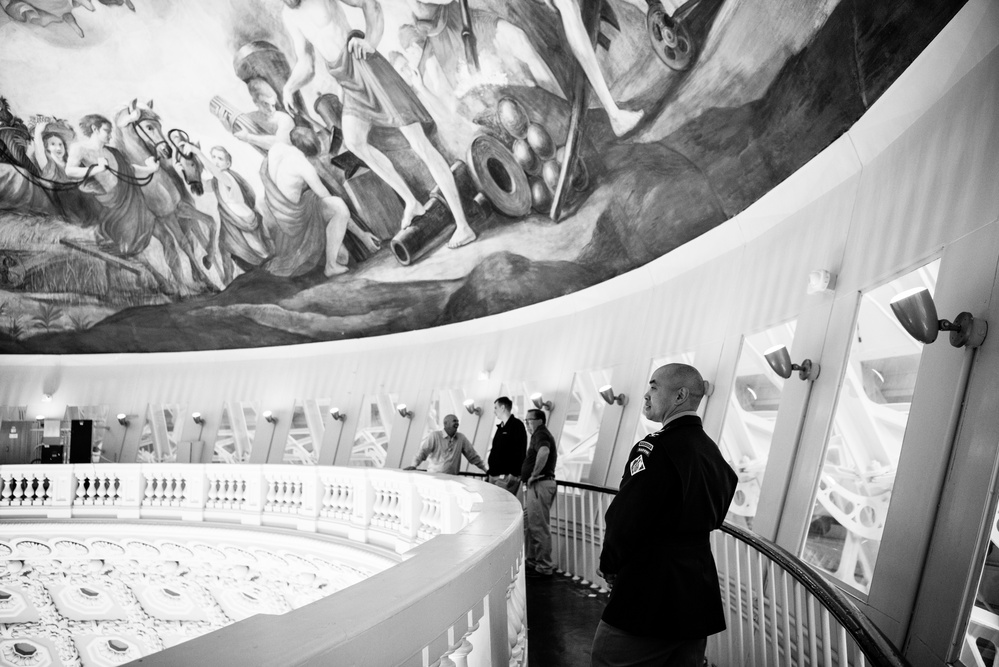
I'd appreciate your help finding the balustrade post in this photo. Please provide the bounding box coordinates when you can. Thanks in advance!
[241,465,266,525]
[399,478,422,544]
[440,481,465,534]
[349,473,375,542]
[180,465,207,521]
[45,466,76,518]
[296,469,321,532]
[115,464,143,519]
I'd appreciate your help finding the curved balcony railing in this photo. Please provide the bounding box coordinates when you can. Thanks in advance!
[546,480,909,667]
[0,464,526,667]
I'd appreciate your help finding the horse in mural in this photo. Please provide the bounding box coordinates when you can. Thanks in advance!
[112,100,223,291]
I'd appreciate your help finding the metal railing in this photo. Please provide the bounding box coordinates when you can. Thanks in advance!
[547,480,910,667]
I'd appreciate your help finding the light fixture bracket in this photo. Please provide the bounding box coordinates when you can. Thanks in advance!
[942,312,988,348]
[791,359,820,381]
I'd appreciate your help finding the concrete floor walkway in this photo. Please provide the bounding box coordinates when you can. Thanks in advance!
[527,571,608,666]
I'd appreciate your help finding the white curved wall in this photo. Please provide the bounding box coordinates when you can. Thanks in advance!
[1,1,998,664]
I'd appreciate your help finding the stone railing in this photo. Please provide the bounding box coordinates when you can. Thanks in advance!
[0,464,526,666]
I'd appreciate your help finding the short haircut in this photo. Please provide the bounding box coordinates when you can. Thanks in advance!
[494,396,513,411]
[659,363,706,408]
[290,127,321,157]
[210,146,232,165]
[79,114,111,137]
[527,409,546,425]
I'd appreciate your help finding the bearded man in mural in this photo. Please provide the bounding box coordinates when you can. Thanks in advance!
[278,0,478,250]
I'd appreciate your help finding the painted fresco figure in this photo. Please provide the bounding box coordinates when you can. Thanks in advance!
[398,0,468,91]
[538,0,644,136]
[259,127,352,277]
[181,142,272,283]
[64,114,160,258]
[29,118,99,226]
[279,0,477,250]
[230,83,383,270]
[233,77,296,153]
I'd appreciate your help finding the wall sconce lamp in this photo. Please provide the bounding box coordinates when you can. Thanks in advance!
[764,345,820,381]
[116,414,129,426]
[530,392,553,411]
[35,414,45,424]
[263,410,277,424]
[806,269,836,295]
[329,407,346,422]
[397,404,413,419]
[598,385,627,406]
[463,399,482,416]
[890,287,988,348]
[192,412,205,426]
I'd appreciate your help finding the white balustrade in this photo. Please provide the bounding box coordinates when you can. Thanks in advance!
[0,463,521,667]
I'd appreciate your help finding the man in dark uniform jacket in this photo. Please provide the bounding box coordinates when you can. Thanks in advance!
[592,364,737,667]
[487,396,527,495]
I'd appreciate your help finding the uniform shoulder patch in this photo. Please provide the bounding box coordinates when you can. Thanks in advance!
[636,440,654,456]
[630,455,646,476]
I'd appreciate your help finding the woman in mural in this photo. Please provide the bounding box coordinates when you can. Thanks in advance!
[30,118,100,226]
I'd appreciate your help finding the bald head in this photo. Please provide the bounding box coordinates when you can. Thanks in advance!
[443,414,459,437]
[643,363,705,423]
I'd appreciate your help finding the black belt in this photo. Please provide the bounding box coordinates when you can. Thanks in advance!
[538,475,555,481]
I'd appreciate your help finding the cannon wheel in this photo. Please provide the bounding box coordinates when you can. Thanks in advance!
[647,2,696,71]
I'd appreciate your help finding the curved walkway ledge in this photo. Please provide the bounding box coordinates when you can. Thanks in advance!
[0,464,526,666]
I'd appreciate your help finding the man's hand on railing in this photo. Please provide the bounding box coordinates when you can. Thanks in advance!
[597,568,615,590]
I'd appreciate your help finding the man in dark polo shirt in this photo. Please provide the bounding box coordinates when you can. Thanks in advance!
[486,396,527,495]
[592,363,737,666]
[522,408,558,577]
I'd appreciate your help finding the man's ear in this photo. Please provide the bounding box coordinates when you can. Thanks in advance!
[676,387,689,404]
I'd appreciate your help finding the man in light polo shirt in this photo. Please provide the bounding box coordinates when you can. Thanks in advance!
[406,414,487,475]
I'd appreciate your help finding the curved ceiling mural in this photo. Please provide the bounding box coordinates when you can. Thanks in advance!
[0,0,964,353]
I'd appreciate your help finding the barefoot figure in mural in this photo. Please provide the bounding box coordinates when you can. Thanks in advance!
[540,0,644,136]
[279,0,478,250]
[259,127,352,278]
[181,142,273,283]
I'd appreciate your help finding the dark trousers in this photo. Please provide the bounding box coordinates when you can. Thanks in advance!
[591,620,706,667]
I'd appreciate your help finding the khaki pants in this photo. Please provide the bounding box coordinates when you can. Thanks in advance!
[524,478,557,574]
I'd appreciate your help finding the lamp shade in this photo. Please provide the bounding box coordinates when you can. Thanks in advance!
[463,399,481,415]
[598,385,626,406]
[764,345,793,379]
[890,287,939,344]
